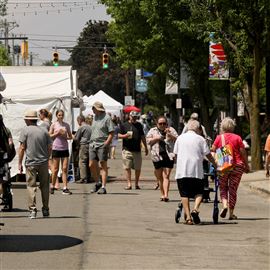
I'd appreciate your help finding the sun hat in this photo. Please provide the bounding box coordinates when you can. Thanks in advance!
[92,101,105,112]
[24,110,39,120]
[130,111,140,117]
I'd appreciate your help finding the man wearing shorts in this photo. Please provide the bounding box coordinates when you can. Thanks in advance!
[18,110,52,219]
[118,111,148,190]
[89,102,114,194]
[173,120,216,225]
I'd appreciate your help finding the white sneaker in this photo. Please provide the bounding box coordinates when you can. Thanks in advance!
[29,210,37,219]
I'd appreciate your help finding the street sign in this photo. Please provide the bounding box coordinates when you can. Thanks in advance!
[176,98,182,109]
[124,96,134,106]
[136,79,148,93]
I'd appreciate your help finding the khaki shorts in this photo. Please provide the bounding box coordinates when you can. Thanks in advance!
[122,150,142,170]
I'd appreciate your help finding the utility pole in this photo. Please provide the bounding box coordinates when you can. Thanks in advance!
[12,33,15,65]
[29,52,33,66]
[177,58,183,134]
[0,20,18,50]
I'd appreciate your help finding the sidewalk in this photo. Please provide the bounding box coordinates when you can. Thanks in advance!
[241,170,270,195]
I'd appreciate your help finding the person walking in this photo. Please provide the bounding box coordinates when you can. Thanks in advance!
[39,108,51,131]
[74,115,92,183]
[174,120,217,225]
[110,115,120,159]
[146,115,178,201]
[182,112,207,138]
[118,111,148,190]
[49,109,73,195]
[211,117,249,220]
[89,101,114,195]
[264,133,270,178]
[18,110,52,219]
[0,114,15,211]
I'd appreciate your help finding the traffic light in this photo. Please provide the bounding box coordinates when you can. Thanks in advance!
[102,52,109,69]
[52,52,59,66]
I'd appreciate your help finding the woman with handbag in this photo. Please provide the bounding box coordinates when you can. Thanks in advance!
[146,116,178,202]
[211,117,249,220]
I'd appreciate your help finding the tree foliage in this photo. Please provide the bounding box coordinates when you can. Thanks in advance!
[70,21,127,104]
[0,45,11,66]
[101,0,268,169]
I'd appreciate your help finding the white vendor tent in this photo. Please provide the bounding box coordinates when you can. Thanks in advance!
[82,90,123,117]
[0,66,77,177]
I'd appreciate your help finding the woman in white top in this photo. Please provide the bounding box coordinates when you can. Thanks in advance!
[146,116,178,202]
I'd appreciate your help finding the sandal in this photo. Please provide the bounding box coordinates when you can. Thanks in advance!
[220,208,228,218]
[124,186,132,190]
[163,197,169,202]
[160,197,164,201]
[184,219,193,225]
[154,184,159,190]
[191,210,201,224]
[229,214,237,220]
[135,186,141,190]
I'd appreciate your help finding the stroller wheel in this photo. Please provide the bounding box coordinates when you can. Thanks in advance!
[175,202,183,223]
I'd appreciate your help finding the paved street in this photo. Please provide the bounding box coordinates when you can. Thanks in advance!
[1,150,270,270]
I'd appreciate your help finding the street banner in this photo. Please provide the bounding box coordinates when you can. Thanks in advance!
[165,79,178,95]
[209,35,229,80]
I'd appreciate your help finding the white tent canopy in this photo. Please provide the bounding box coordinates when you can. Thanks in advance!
[82,90,123,117]
[0,66,76,176]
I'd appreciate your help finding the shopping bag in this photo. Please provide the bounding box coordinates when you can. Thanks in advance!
[215,134,234,175]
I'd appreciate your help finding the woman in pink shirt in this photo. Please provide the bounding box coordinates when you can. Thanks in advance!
[49,109,73,195]
[212,117,249,220]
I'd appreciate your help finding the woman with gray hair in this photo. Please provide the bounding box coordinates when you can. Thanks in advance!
[174,120,217,225]
[211,117,249,220]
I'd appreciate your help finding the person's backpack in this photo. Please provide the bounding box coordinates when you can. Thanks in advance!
[0,124,16,163]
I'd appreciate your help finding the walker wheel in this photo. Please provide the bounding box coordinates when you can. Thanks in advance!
[213,207,219,224]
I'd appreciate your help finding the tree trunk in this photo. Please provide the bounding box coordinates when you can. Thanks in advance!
[243,44,262,170]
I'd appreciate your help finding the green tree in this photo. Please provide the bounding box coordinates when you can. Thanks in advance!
[102,0,268,169]
[192,0,268,169]
[70,21,127,104]
[0,45,11,65]
[0,0,7,16]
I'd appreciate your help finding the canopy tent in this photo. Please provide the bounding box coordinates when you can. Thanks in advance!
[82,90,123,117]
[123,105,141,113]
[0,66,77,176]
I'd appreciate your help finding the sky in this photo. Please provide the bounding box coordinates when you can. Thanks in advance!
[3,0,110,65]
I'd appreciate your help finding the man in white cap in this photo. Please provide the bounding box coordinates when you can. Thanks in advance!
[18,110,52,219]
[118,110,148,190]
[182,112,207,138]
[89,101,114,194]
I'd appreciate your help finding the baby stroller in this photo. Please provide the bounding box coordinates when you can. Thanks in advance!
[0,154,13,212]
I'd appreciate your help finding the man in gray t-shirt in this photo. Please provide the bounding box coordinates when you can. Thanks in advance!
[74,115,92,183]
[18,110,52,219]
[89,101,114,195]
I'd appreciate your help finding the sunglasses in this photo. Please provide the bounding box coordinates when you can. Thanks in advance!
[158,122,167,125]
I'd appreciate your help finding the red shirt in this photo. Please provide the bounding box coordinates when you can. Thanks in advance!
[213,133,245,165]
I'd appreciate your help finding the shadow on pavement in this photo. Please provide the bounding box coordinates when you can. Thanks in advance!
[107,192,140,195]
[0,215,80,219]
[236,217,269,221]
[199,221,238,225]
[0,235,83,252]
[3,208,28,212]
